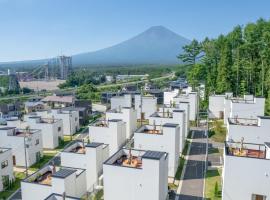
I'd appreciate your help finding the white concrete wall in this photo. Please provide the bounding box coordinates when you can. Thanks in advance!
[164,90,179,105]
[227,117,270,144]
[0,148,14,192]
[103,152,168,200]
[49,110,80,136]
[25,117,63,149]
[61,143,109,190]
[135,95,158,119]
[21,167,86,200]
[174,92,198,121]
[230,98,265,119]
[149,111,185,153]
[21,181,52,200]
[209,95,225,119]
[222,154,270,200]
[134,125,180,177]
[0,128,43,167]
[89,120,126,156]
[106,107,137,139]
[111,95,132,110]
[179,103,190,137]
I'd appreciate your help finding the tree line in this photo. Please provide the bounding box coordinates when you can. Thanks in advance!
[179,18,270,114]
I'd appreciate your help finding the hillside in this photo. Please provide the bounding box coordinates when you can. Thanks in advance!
[0,26,190,67]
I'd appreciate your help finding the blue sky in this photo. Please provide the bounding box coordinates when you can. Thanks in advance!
[1,0,270,62]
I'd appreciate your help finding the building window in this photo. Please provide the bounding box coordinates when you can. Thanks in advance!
[1,160,8,169]
[75,117,78,121]
[58,127,61,132]
[35,139,39,145]
[252,194,267,200]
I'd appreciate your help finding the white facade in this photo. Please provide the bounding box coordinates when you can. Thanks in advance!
[227,116,270,144]
[135,95,157,119]
[158,102,190,137]
[21,166,87,200]
[209,95,225,119]
[148,110,185,153]
[224,95,265,125]
[88,119,126,156]
[61,141,109,190]
[36,109,80,136]
[25,116,63,149]
[173,92,198,121]
[134,124,180,177]
[0,127,43,167]
[222,142,270,200]
[164,89,179,105]
[0,148,14,192]
[103,149,168,200]
[106,107,137,139]
[110,95,132,110]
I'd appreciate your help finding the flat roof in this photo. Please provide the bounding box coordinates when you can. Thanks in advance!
[163,123,178,128]
[85,142,103,148]
[142,150,166,160]
[52,168,77,178]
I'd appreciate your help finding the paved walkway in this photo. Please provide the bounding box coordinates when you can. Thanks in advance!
[176,129,207,200]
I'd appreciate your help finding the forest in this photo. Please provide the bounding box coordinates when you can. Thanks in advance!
[179,18,270,114]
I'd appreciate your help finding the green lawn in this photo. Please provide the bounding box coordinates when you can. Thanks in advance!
[0,172,25,200]
[209,120,226,143]
[29,152,56,171]
[175,140,190,180]
[205,169,222,200]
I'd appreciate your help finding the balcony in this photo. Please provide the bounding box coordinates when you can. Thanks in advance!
[225,141,267,159]
[228,118,258,126]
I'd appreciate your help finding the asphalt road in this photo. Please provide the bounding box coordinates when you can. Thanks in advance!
[176,130,207,200]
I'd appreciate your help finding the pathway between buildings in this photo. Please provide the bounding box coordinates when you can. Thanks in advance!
[176,129,207,200]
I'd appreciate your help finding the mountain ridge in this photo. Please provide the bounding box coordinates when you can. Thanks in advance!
[0,26,190,67]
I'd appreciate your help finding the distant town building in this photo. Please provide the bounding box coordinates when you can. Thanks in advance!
[110,94,132,110]
[58,55,72,80]
[42,95,75,108]
[103,149,168,200]
[24,97,46,113]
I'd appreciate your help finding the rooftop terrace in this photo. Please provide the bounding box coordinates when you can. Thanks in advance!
[225,141,269,159]
[105,149,167,169]
[150,111,173,118]
[228,117,258,126]
[24,165,84,186]
[136,125,163,135]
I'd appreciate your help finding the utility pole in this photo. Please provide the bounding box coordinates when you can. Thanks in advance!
[24,127,29,177]
[140,86,143,126]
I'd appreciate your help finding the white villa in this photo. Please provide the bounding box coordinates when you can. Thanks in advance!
[88,119,126,156]
[222,141,270,200]
[0,127,43,167]
[103,149,168,200]
[0,148,14,192]
[134,124,180,177]
[106,107,137,139]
